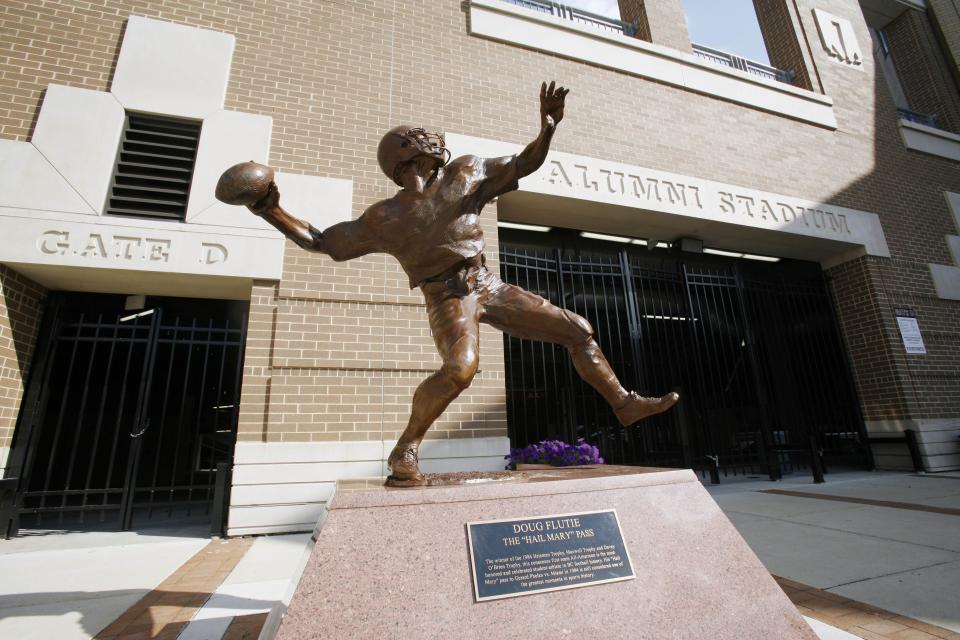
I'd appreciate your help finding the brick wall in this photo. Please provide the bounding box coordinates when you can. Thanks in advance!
[827,257,915,424]
[0,266,47,450]
[753,0,816,91]
[928,0,960,88]
[885,7,960,133]
[2,0,959,446]
[618,0,692,51]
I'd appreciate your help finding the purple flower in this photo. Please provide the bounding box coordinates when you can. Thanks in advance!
[504,438,605,469]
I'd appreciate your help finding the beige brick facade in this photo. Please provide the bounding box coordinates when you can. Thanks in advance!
[928,0,960,92]
[753,0,817,91]
[619,0,692,51]
[0,266,46,450]
[885,6,960,132]
[1,0,959,482]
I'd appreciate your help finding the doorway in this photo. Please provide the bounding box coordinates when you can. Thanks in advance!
[6,293,247,533]
[499,228,872,479]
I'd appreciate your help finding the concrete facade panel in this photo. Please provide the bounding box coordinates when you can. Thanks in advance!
[30,84,125,214]
[110,14,234,119]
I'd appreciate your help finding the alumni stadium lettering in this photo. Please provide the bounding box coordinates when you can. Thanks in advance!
[543,159,852,236]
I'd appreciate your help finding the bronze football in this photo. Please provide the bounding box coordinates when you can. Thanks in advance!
[215,161,275,205]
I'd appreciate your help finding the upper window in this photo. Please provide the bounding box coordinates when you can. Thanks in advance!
[562,0,618,18]
[682,0,798,86]
[106,113,201,221]
[509,0,635,36]
[682,0,769,64]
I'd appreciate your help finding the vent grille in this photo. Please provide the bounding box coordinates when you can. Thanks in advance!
[106,113,202,221]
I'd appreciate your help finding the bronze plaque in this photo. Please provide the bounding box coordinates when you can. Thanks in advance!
[466,509,634,602]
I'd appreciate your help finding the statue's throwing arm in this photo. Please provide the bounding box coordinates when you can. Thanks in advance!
[254,202,325,252]
[253,196,379,262]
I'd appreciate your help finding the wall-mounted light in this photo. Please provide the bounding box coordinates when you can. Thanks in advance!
[641,314,696,321]
[498,221,552,232]
[581,231,632,243]
[119,308,155,323]
[703,247,780,262]
[580,232,669,248]
[703,248,741,258]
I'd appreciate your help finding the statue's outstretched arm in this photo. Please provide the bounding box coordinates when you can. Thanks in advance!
[249,183,379,261]
[516,81,569,179]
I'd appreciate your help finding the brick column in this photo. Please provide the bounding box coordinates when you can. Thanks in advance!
[752,0,814,90]
[929,0,960,75]
[618,0,691,52]
[235,280,278,443]
[886,7,960,133]
[0,266,47,478]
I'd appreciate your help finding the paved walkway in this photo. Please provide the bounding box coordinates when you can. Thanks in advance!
[0,526,209,640]
[708,470,960,635]
[95,537,256,639]
[0,527,310,640]
[2,469,957,639]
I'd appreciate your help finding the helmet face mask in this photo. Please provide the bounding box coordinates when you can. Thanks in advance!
[377,126,451,186]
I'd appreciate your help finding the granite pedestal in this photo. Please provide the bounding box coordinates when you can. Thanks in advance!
[272,466,816,639]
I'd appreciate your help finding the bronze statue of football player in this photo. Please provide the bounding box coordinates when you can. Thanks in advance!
[216,82,679,486]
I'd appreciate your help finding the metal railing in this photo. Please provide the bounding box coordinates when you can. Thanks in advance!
[898,107,938,128]
[503,0,638,37]
[692,43,794,85]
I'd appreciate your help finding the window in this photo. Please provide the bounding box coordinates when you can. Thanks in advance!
[106,113,201,221]
[682,0,797,85]
[682,0,769,64]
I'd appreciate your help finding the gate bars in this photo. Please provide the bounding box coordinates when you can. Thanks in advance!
[499,231,870,480]
[8,294,246,532]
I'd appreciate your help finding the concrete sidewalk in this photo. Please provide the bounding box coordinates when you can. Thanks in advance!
[708,470,960,634]
[0,526,209,640]
[1,470,957,639]
[0,527,311,640]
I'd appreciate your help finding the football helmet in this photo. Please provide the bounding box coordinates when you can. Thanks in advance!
[377,125,451,185]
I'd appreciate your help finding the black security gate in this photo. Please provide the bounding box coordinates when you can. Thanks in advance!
[5,293,246,533]
[500,229,871,479]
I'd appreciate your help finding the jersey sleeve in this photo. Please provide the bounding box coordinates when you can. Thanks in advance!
[321,216,381,261]
[475,155,520,206]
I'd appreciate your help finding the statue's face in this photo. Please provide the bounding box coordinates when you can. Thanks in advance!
[401,128,448,163]
[378,126,451,185]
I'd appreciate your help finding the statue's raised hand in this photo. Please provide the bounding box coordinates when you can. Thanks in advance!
[540,81,569,128]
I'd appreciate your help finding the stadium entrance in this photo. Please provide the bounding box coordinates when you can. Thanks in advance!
[499,227,872,481]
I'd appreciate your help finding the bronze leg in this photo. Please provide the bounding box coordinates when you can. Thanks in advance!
[479,272,678,425]
[387,288,480,483]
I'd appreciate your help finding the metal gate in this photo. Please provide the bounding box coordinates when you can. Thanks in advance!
[499,229,871,479]
[5,293,246,533]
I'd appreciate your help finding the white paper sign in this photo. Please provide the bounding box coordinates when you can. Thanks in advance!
[896,316,926,354]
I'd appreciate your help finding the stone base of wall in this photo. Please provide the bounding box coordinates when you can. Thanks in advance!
[916,419,960,472]
[227,437,510,536]
[866,418,960,472]
[0,446,8,479]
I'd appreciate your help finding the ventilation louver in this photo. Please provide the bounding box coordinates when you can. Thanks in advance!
[106,113,202,221]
